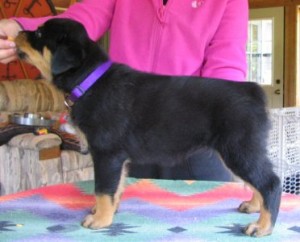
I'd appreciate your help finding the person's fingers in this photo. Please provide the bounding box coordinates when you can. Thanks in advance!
[0,38,16,47]
[0,47,17,64]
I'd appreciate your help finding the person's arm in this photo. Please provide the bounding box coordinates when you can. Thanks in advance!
[200,0,248,81]
[15,0,117,41]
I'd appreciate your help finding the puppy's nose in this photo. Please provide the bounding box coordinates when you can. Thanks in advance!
[16,49,27,59]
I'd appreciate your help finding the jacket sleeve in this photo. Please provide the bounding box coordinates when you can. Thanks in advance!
[200,0,249,81]
[14,0,116,41]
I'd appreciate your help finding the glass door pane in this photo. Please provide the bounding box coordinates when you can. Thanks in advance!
[247,19,272,85]
[248,7,284,108]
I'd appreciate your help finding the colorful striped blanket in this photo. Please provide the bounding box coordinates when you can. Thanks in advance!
[0,178,299,241]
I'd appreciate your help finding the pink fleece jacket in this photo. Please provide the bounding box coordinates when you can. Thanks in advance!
[16,0,248,81]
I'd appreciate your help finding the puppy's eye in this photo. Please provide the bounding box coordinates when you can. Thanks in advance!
[35,29,42,38]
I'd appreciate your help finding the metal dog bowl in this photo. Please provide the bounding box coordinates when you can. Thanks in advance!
[9,113,55,127]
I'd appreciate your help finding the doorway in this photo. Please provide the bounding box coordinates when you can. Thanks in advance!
[248,7,284,108]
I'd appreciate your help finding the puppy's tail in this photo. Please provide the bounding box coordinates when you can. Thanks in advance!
[248,82,268,107]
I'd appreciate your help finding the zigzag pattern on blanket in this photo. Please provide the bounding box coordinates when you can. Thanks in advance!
[0,179,299,241]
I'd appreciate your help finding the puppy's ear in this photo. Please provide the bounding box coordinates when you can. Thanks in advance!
[51,45,84,75]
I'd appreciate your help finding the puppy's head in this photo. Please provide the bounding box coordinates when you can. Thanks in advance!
[15,19,93,81]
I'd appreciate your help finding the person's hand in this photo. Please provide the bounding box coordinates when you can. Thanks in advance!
[0,19,22,64]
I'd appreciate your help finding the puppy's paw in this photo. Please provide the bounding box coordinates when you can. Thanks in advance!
[91,205,96,214]
[244,222,272,237]
[81,213,113,230]
[238,201,260,214]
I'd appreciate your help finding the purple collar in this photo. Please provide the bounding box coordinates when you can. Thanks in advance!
[64,61,112,107]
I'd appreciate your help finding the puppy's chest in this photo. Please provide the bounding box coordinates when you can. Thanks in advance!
[70,106,124,132]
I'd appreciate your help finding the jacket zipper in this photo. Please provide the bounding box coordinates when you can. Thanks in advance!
[150,3,168,72]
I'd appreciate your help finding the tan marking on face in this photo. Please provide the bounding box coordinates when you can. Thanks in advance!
[43,47,52,69]
[15,32,52,81]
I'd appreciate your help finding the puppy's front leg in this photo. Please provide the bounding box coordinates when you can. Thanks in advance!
[82,151,128,229]
[82,194,117,229]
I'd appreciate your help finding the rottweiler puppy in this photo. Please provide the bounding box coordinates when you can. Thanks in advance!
[14,18,281,237]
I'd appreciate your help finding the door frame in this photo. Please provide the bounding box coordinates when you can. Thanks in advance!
[250,0,300,107]
[249,7,284,108]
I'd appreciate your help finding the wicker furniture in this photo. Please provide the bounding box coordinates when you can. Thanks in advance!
[0,79,94,195]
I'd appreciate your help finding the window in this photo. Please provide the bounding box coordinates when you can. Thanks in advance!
[247,19,273,85]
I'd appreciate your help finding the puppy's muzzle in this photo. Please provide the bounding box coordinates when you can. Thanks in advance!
[14,32,29,60]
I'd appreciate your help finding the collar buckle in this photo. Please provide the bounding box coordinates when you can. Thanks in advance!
[64,94,74,108]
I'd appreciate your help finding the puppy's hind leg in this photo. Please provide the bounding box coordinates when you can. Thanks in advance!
[238,186,261,214]
[221,148,282,237]
[82,150,128,230]
[242,164,281,237]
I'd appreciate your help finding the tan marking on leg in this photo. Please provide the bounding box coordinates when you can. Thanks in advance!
[82,160,129,229]
[239,187,261,213]
[114,159,129,209]
[257,207,272,234]
[244,208,272,237]
[241,184,273,237]
[82,194,116,229]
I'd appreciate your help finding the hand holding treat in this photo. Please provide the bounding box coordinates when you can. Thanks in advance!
[0,19,22,64]
[0,36,15,41]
